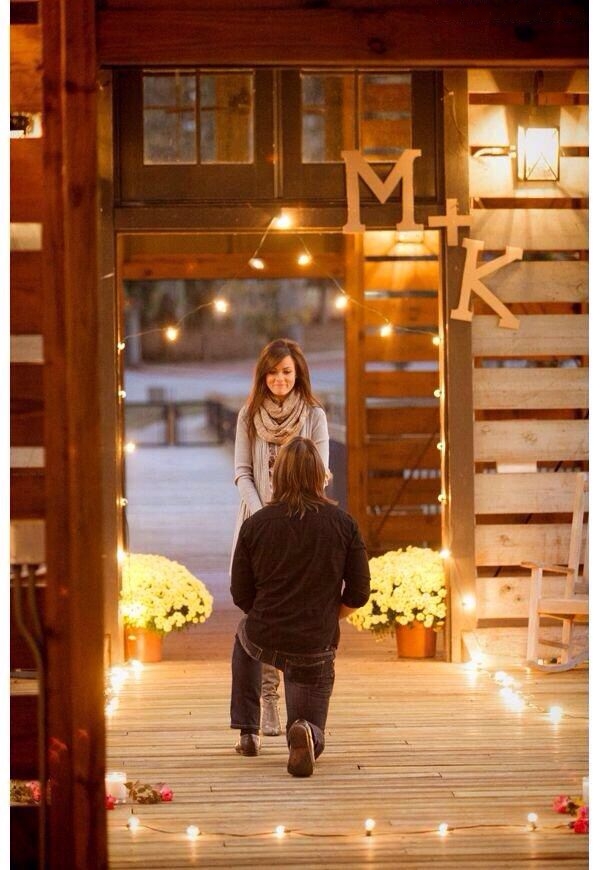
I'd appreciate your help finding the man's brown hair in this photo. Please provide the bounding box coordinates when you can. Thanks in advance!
[271,436,336,517]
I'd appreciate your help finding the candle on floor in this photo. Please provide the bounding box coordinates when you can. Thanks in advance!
[105,771,128,803]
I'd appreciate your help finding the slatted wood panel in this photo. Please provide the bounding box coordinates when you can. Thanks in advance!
[467,69,588,641]
[105,610,588,868]
[346,230,441,554]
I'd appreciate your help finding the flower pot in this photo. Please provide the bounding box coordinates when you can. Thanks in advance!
[395,623,437,659]
[124,627,163,663]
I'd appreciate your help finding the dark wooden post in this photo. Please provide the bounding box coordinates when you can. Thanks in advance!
[439,70,477,662]
[41,0,108,866]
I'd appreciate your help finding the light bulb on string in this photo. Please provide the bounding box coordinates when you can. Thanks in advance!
[117,341,126,351]
[186,825,200,840]
[438,822,449,836]
[379,323,393,338]
[274,825,286,838]
[364,818,376,836]
[548,705,563,723]
[124,441,137,454]
[249,257,266,270]
[118,389,127,399]
[272,212,293,230]
[164,325,179,342]
[434,387,443,399]
[526,812,538,831]
[432,335,441,346]
[462,594,476,611]
[297,252,312,266]
[127,814,140,832]
[334,294,349,311]
[436,441,444,451]
[439,548,451,559]
[213,298,229,314]
[437,492,447,503]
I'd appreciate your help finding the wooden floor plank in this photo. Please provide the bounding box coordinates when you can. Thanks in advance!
[107,443,588,867]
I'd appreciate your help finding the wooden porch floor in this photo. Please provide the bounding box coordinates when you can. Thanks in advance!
[107,443,589,867]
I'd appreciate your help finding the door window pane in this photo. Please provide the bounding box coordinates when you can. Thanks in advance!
[199,73,254,163]
[143,73,196,164]
[359,73,412,160]
[301,74,355,163]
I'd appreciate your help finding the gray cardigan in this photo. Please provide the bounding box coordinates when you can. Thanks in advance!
[230,404,329,563]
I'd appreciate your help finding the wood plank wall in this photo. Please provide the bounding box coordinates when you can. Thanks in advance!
[10,16,45,867]
[467,69,589,654]
[346,230,442,555]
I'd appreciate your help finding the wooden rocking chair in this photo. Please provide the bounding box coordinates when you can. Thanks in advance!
[523,472,589,672]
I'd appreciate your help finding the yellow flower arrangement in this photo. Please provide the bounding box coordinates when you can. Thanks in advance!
[347,546,447,637]
[120,553,213,635]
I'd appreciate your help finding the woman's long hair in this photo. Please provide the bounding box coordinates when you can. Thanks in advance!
[271,437,336,517]
[246,338,322,441]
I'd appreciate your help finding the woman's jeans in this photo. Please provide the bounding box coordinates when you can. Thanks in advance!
[230,621,336,759]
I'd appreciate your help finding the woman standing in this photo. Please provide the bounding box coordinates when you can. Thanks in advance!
[231,338,330,737]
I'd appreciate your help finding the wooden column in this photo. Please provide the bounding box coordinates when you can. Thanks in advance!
[439,70,477,662]
[41,0,108,866]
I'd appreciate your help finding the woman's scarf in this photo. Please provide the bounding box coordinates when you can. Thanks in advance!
[253,391,308,445]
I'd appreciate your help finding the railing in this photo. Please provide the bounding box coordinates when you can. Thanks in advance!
[124,399,225,447]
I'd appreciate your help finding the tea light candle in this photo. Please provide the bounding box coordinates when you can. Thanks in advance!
[582,776,589,804]
[105,771,128,803]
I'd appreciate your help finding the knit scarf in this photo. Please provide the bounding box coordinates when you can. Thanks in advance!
[253,391,308,445]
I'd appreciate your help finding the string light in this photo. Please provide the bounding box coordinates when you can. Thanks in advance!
[433,387,443,399]
[118,389,127,399]
[127,814,141,832]
[120,497,128,507]
[117,341,126,351]
[124,441,137,454]
[364,818,376,836]
[274,825,286,838]
[186,825,200,840]
[432,335,441,346]
[164,326,179,342]
[527,812,538,831]
[297,252,312,266]
[439,548,451,559]
[461,594,476,611]
[334,294,349,310]
[436,441,444,451]
[272,212,293,230]
[437,493,447,503]
[249,257,266,270]
[379,323,393,337]
[213,298,229,313]
[438,822,449,836]
[548,705,564,724]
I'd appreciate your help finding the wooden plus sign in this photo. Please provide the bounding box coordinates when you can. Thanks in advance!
[428,198,472,246]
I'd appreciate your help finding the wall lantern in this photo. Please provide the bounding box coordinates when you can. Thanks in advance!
[516,125,560,181]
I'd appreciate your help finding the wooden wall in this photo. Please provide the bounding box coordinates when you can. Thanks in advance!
[345,231,442,555]
[466,69,589,658]
[10,19,45,866]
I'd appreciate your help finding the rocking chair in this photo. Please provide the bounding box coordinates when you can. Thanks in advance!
[523,472,589,672]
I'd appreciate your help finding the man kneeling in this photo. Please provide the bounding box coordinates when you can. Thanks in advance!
[229,436,371,776]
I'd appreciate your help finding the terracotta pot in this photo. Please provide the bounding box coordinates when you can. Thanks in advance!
[395,622,437,659]
[124,626,163,663]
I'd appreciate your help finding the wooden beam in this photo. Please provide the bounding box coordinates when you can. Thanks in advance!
[41,0,108,865]
[10,252,43,333]
[10,139,43,222]
[10,24,42,112]
[121,252,345,280]
[97,3,588,67]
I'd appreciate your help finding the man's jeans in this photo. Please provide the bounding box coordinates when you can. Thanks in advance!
[230,619,336,759]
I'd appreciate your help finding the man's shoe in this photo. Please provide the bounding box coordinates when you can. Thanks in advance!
[287,719,315,777]
[234,733,261,756]
[261,699,282,736]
